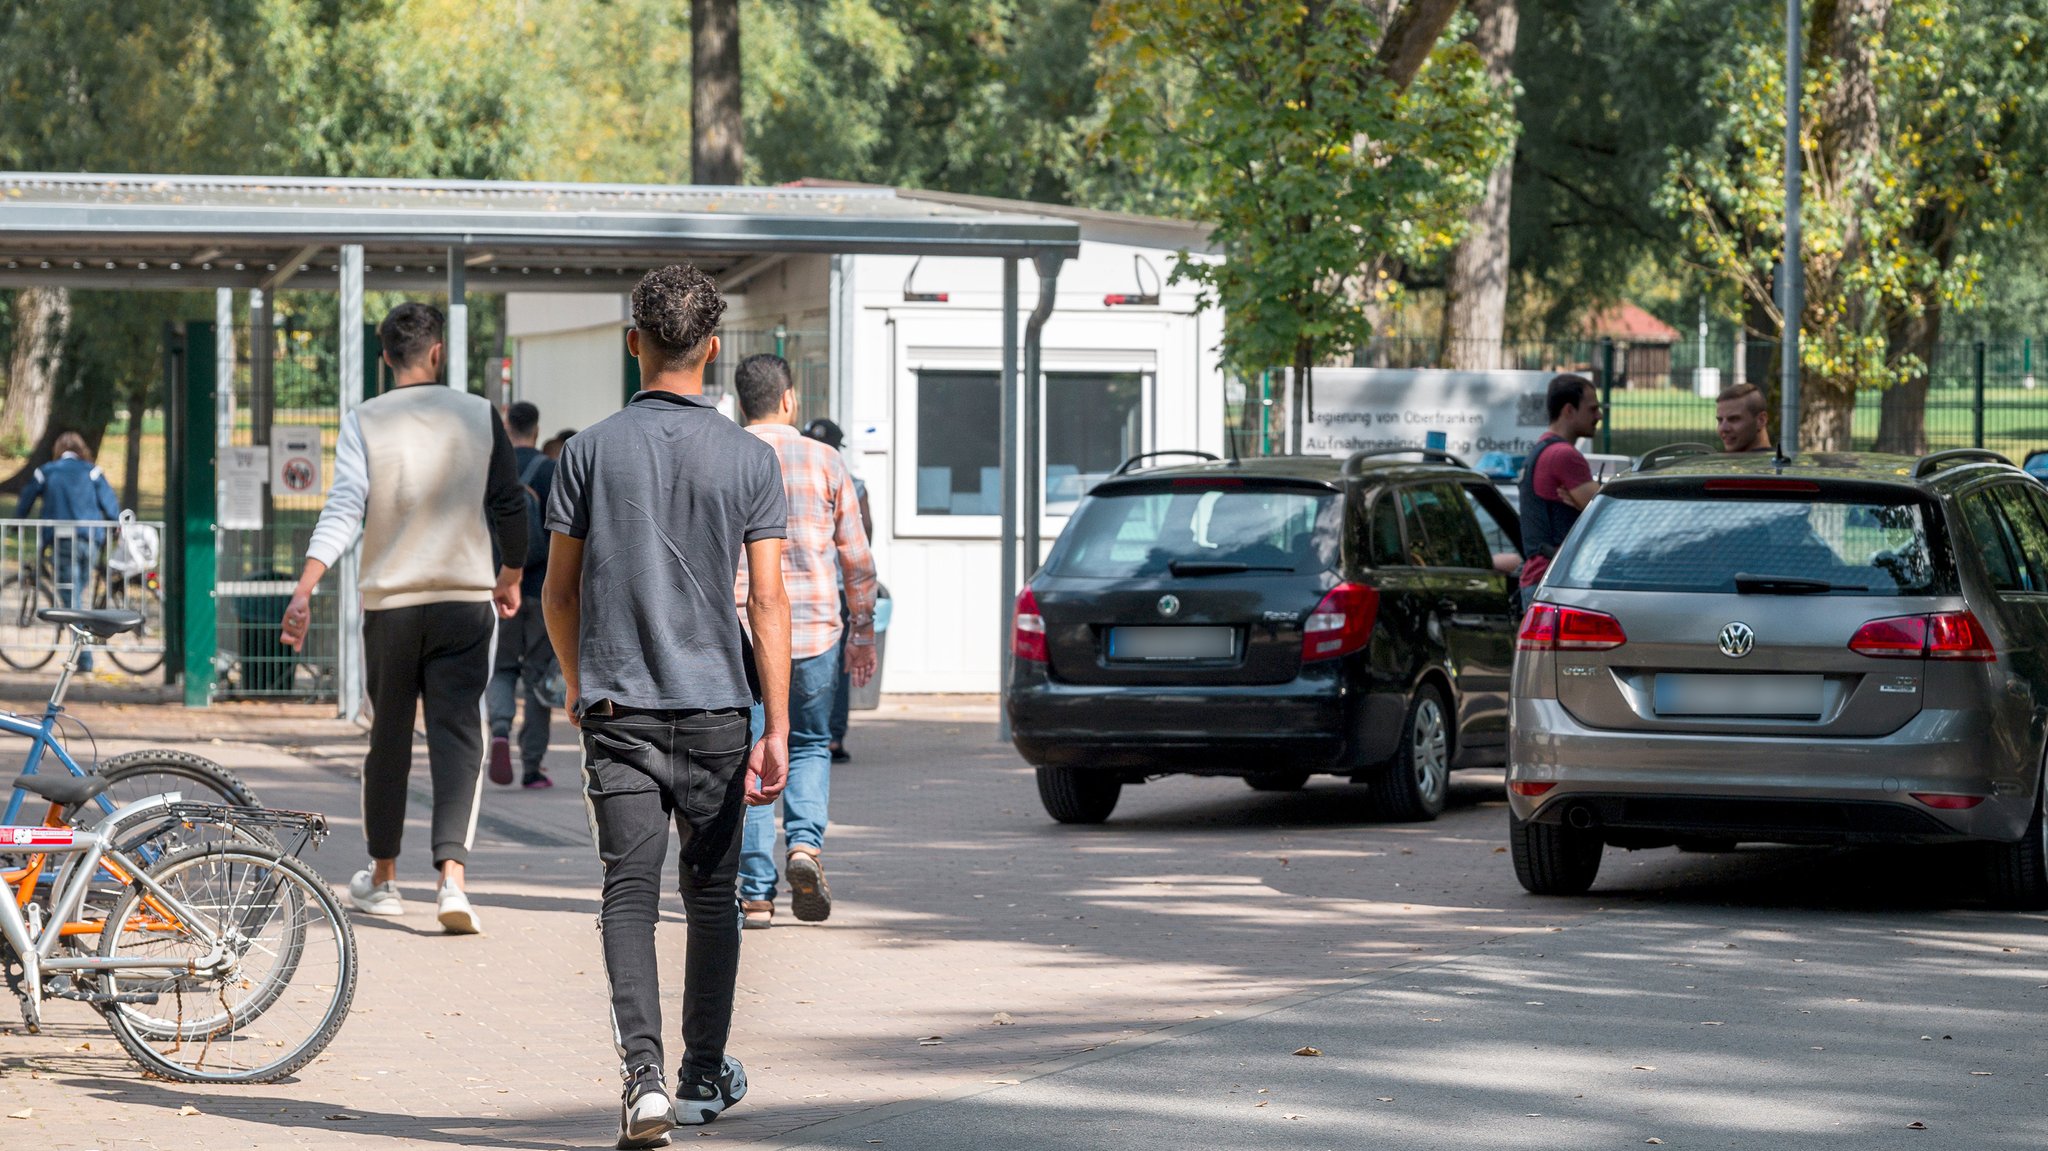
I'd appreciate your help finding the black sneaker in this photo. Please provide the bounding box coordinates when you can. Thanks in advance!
[674,1056,748,1126]
[617,1064,674,1149]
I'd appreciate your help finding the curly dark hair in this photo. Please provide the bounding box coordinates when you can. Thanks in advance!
[378,302,445,370]
[631,263,726,371]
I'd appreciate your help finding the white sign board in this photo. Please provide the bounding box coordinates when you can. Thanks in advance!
[1299,369,1555,461]
[269,425,324,496]
[219,446,269,531]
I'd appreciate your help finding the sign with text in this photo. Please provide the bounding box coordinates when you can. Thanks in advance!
[269,426,324,496]
[219,446,269,531]
[1298,369,1554,460]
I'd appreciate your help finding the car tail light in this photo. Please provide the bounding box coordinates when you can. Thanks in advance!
[1909,792,1985,809]
[1508,780,1557,796]
[1302,583,1378,661]
[1516,604,1626,652]
[1849,611,1994,661]
[1013,588,1048,663]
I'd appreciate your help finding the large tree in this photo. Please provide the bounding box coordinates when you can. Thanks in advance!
[1095,0,1512,446]
[1437,0,1521,367]
[694,0,745,184]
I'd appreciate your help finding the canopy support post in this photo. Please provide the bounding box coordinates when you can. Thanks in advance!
[997,258,1020,742]
[338,245,365,722]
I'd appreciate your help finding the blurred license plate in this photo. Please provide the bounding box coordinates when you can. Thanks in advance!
[1108,626,1235,661]
[1654,674,1824,718]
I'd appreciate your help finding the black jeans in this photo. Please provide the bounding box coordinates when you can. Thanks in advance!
[581,705,750,1079]
[362,601,496,866]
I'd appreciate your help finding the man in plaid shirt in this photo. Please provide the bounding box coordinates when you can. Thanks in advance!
[732,354,878,928]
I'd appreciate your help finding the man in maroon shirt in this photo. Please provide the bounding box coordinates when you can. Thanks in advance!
[1517,374,1604,593]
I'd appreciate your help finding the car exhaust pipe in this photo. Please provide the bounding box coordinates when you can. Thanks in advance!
[1566,804,1599,831]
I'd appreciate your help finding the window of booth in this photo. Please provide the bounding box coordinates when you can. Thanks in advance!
[914,370,1003,516]
[1044,372,1144,515]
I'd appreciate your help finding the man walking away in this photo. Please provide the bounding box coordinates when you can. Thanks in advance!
[542,264,792,1146]
[802,418,873,764]
[280,302,527,935]
[1715,382,1775,454]
[489,400,560,789]
[16,431,120,672]
[734,363,877,929]
[1518,374,1603,596]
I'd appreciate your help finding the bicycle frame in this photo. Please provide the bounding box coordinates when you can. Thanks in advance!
[1,799,235,1024]
[0,627,120,827]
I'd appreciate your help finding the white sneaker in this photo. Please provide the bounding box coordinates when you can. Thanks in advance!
[437,883,482,935]
[348,870,405,917]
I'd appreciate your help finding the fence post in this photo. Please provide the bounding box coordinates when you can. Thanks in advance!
[1599,337,1616,454]
[1974,341,1987,449]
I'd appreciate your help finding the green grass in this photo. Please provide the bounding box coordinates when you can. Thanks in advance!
[1602,386,2048,460]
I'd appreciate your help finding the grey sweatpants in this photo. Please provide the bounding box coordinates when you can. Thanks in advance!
[362,600,496,867]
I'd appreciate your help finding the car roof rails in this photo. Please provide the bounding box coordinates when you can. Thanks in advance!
[1635,442,1718,472]
[1913,448,2014,479]
[1111,450,1221,477]
[1341,447,1467,476]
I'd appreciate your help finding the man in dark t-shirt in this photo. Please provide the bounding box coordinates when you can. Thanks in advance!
[542,264,791,1146]
[1518,374,1604,591]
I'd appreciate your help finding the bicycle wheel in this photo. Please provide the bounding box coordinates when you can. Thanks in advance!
[76,751,276,881]
[97,842,356,1083]
[101,575,164,676]
[0,569,56,671]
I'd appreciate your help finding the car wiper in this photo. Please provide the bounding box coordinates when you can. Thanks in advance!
[1733,573,1867,594]
[1167,560,1295,576]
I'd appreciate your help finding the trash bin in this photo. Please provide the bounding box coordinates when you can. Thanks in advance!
[226,571,297,695]
[848,584,891,711]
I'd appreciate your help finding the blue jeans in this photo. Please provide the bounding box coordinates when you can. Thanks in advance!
[52,534,96,671]
[739,642,840,901]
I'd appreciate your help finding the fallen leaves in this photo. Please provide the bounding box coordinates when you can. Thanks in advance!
[324,1114,360,1122]
[7,1109,31,1120]
[991,1012,1014,1026]
[1646,1140,1665,1145]
[1632,1065,1657,1072]
[1293,1046,1322,1057]
[175,1105,201,1117]
[916,1036,944,1046]
[1908,1121,1928,1130]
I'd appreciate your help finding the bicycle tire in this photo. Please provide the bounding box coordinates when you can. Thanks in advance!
[97,842,356,1083]
[82,751,278,876]
[101,577,164,676]
[0,571,56,671]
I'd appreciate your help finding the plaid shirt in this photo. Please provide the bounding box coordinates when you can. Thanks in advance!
[734,423,878,660]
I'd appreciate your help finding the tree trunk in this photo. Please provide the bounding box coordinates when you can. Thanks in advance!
[1438,0,1518,371]
[1874,296,1942,457]
[1,287,68,453]
[1376,0,1467,90]
[691,0,744,185]
[1800,382,1857,452]
[120,380,146,512]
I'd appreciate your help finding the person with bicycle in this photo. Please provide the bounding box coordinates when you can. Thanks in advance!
[15,431,120,672]
[279,302,528,935]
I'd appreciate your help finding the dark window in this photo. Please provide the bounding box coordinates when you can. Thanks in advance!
[1049,486,1339,578]
[1400,483,1492,570]
[915,370,1000,515]
[1045,373,1144,514]
[1990,485,2048,592]
[1367,495,1406,567]
[1960,490,2028,592]
[1464,485,1519,559]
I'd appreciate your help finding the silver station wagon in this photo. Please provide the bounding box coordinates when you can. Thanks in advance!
[1507,448,2048,907]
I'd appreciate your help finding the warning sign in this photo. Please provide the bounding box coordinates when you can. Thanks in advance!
[270,426,324,495]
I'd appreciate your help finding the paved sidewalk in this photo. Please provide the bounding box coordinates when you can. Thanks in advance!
[0,681,1597,1148]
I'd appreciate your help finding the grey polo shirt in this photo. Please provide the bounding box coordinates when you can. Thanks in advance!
[545,390,788,712]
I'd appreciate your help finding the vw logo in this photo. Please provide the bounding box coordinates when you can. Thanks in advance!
[1718,621,1755,659]
[1157,594,1181,618]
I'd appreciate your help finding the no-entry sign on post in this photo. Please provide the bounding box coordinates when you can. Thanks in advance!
[270,426,324,496]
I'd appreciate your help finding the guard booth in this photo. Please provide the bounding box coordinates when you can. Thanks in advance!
[0,173,1080,713]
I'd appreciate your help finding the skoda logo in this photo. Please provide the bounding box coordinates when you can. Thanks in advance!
[1718,621,1755,659]
[1157,594,1181,618]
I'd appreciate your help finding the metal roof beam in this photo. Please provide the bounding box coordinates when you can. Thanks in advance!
[259,244,323,291]
[718,253,787,294]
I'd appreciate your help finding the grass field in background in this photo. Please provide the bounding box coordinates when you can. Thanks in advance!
[1603,386,2048,460]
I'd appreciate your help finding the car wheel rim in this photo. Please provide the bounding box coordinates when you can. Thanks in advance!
[1412,698,1448,804]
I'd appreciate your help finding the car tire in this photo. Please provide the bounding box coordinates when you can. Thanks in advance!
[1036,766,1121,825]
[1986,774,2048,910]
[1509,809,1603,895]
[1369,683,1452,822]
[1245,770,1311,792]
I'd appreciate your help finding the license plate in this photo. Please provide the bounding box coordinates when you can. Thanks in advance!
[1653,674,1825,718]
[1107,626,1236,661]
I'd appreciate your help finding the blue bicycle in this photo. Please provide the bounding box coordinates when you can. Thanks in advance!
[1,609,255,832]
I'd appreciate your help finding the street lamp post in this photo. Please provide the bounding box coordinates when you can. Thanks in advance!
[1781,0,1804,455]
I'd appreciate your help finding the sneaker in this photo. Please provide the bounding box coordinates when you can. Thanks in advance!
[740,899,773,930]
[674,1056,748,1126]
[617,1064,674,1149]
[488,737,514,786]
[436,883,482,935]
[347,870,404,917]
[786,848,832,923]
[522,768,553,790]
[829,743,851,764]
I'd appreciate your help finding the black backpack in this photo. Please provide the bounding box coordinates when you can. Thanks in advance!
[519,452,551,569]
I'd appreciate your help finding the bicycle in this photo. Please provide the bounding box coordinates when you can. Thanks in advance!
[1,532,164,675]
[0,611,255,837]
[1,777,356,1082]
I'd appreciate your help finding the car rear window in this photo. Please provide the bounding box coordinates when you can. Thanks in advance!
[1549,493,1946,595]
[1050,485,1340,578]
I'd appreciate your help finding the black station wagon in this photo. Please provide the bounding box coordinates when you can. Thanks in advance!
[1007,449,1525,824]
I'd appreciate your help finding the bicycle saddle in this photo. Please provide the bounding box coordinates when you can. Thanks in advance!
[36,608,145,638]
[11,772,108,806]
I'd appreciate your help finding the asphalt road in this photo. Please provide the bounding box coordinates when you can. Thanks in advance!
[781,769,2048,1151]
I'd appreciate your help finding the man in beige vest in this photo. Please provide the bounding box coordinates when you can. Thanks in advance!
[280,302,527,934]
